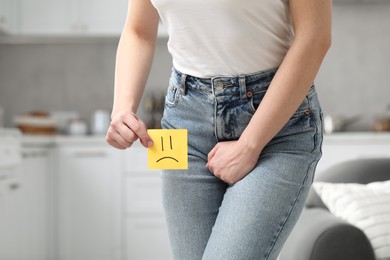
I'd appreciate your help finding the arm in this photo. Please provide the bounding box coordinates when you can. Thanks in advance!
[240,0,332,151]
[106,0,159,149]
[207,0,332,184]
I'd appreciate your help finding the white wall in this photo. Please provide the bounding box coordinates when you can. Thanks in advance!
[315,3,390,129]
[0,38,172,127]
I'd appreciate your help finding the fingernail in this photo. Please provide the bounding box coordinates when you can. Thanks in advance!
[147,141,154,147]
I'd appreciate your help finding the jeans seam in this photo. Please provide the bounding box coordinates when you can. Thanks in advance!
[309,99,320,154]
[262,158,316,260]
[213,95,219,143]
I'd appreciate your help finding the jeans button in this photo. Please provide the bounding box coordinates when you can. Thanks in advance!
[215,82,224,89]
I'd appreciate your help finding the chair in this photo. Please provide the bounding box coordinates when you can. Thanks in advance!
[279,158,390,260]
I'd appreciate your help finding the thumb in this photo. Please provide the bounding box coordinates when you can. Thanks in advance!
[208,144,219,161]
[139,131,154,148]
[206,144,219,168]
[125,113,154,148]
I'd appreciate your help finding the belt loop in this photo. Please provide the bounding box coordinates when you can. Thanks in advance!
[179,71,188,96]
[239,76,248,102]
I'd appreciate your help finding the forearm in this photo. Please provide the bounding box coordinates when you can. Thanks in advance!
[239,0,332,154]
[112,30,156,117]
[240,38,330,152]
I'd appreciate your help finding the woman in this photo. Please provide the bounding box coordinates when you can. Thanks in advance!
[106,0,332,259]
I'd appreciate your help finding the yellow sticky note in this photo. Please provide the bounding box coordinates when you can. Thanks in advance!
[147,129,188,170]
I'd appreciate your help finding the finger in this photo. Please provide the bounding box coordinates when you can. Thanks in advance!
[113,122,138,144]
[109,114,140,145]
[207,143,219,163]
[106,127,133,149]
[109,139,127,150]
[124,114,154,148]
[106,133,126,149]
[206,145,219,172]
[206,162,213,174]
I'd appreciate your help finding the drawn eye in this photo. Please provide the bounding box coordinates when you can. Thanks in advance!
[160,135,173,151]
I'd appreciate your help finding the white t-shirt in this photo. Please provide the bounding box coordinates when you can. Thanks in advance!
[151,0,294,78]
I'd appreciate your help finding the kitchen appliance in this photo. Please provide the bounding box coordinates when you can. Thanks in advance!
[50,110,80,134]
[90,109,110,135]
[68,118,88,136]
[323,115,361,134]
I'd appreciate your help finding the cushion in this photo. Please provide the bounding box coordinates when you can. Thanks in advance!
[306,158,390,209]
[313,181,390,260]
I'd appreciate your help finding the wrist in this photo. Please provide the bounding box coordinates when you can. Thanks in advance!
[238,132,265,157]
[111,107,137,120]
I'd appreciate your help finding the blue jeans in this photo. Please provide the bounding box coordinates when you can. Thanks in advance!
[161,67,323,260]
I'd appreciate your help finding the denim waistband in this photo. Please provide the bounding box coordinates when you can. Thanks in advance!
[171,67,279,95]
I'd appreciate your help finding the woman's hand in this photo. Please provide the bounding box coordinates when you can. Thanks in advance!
[106,0,159,151]
[106,110,153,150]
[206,140,262,184]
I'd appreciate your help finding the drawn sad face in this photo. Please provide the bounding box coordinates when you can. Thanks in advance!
[147,129,188,170]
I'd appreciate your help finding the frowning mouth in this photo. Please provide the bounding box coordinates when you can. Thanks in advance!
[156,157,179,163]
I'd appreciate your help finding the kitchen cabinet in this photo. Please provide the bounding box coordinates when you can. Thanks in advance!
[0,0,20,33]
[18,146,53,260]
[316,133,390,173]
[124,146,172,260]
[12,133,389,259]
[0,135,53,260]
[19,0,72,35]
[0,129,23,260]
[0,170,23,260]
[73,0,128,35]
[20,0,128,35]
[56,143,122,260]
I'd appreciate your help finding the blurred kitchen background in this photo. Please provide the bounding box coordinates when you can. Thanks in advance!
[1,1,390,260]
[0,1,390,132]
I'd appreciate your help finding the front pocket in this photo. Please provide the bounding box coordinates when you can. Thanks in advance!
[277,97,315,138]
[248,89,267,113]
[164,83,179,108]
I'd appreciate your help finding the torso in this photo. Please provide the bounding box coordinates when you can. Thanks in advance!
[151,0,294,77]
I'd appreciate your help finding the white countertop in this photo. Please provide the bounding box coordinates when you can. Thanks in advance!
[322,132,390,144]
[18,131,390,147]
[21,134,109,147]
[0,127,22,137]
